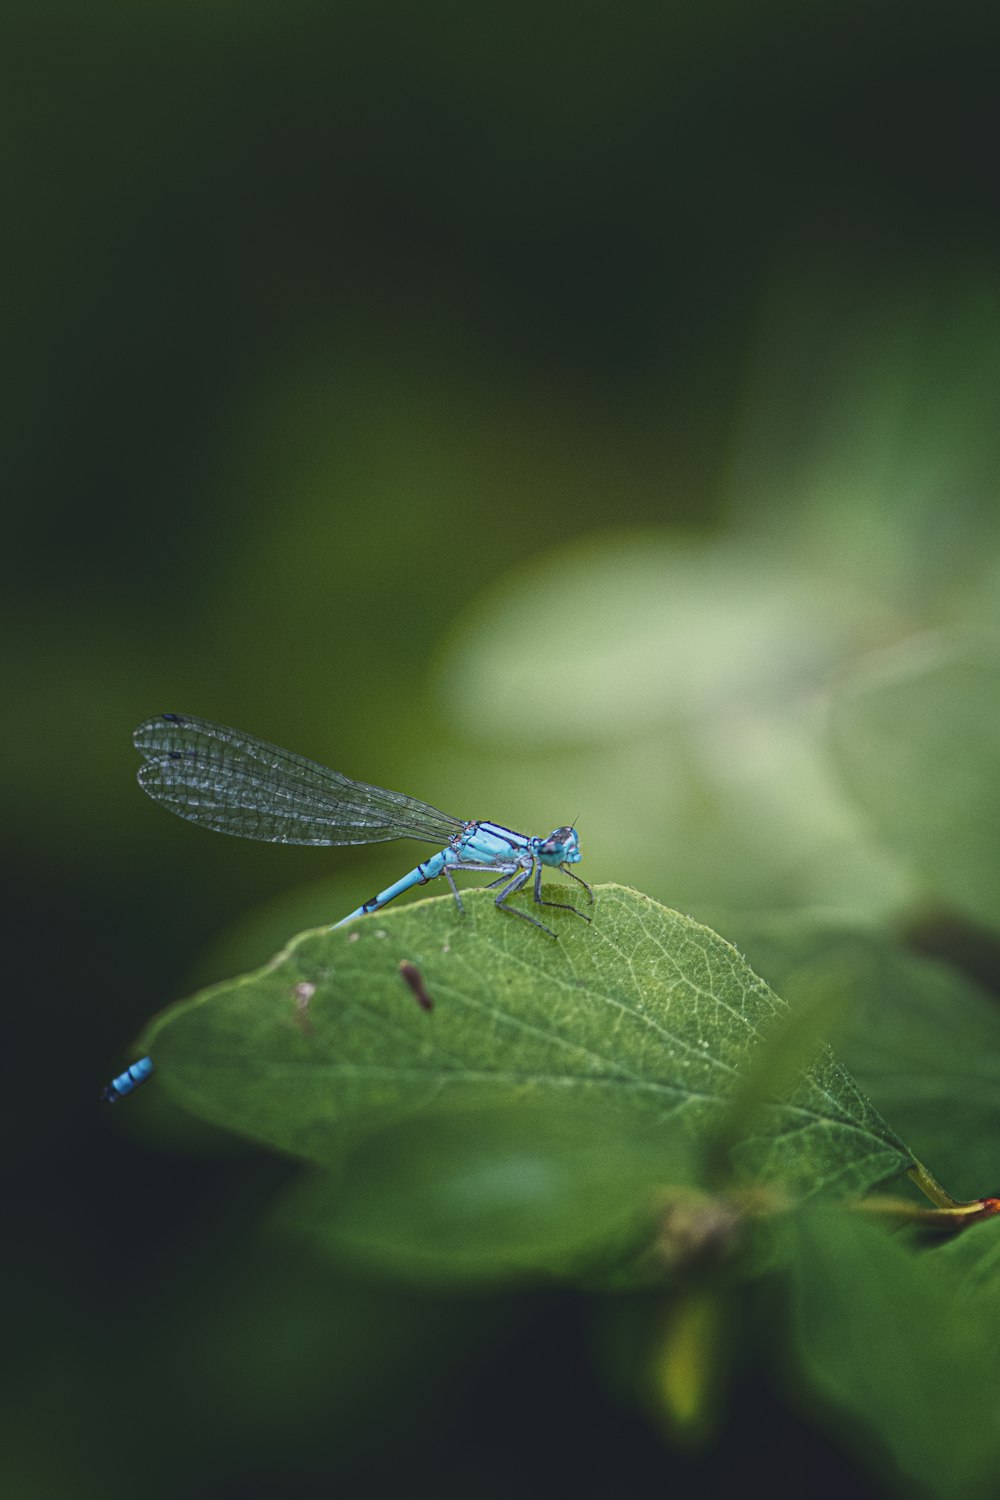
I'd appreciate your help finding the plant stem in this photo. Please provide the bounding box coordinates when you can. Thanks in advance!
[907,1159,965,1209]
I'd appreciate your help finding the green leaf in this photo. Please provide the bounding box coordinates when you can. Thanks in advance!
[436,531,890,745]
[789,1210,1000,1500]
[732,914,1000,1201]
[274,1102,689,1286]
[934,1216,1000,1295]
[831,632,1000,932]
[144,886,910,1208]
[427,530,912,921]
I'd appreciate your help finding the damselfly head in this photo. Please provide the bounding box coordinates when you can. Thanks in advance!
[537,826,581,865]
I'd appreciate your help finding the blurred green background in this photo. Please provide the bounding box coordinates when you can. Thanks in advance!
[5,2,1000,1496]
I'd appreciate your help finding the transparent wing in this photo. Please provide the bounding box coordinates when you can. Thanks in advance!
[133,714,466,847]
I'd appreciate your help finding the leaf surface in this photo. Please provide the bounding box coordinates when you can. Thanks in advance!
[831,633,1000,931]
[790,1211,1000,1500]
[144,885,911,1218]
[734,913,1000,1200]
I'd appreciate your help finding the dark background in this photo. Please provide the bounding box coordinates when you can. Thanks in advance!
[5,3,1000,1495]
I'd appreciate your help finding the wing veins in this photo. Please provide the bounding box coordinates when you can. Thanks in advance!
[134,714,465,847]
